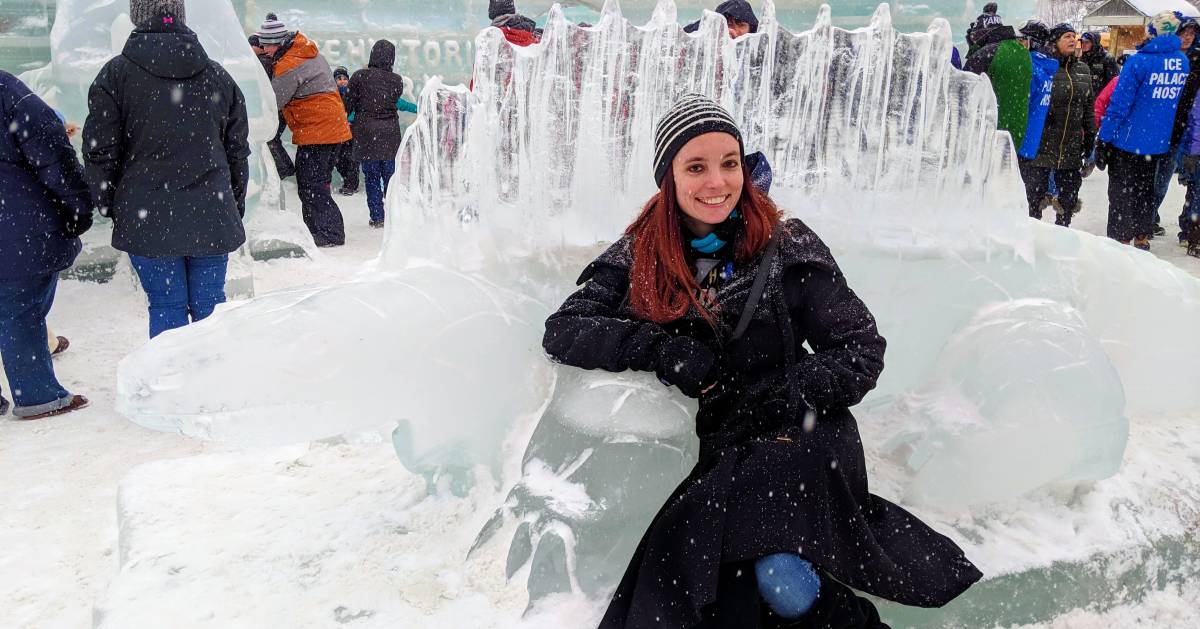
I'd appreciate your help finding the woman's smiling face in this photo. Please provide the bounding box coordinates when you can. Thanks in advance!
[671,132,743,237]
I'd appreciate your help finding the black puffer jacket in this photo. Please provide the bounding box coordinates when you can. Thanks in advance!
[545,219,982,628]
[1033,54,1096,170]
[83,18,250,257]
[1081,47,1120,100]
[347,41,406,162]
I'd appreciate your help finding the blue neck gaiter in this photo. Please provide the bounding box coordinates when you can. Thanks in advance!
[689,209,740,254]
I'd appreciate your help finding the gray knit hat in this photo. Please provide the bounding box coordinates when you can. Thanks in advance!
[257,13,289,45]
[129,0,186,26]
[653,94,744,187]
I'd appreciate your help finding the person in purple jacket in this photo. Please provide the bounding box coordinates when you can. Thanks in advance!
[0,71,93,419]
[1178,78,1200,257]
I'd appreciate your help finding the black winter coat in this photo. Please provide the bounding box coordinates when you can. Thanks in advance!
[0,71,92,280]
[1081,48,1120,103]
[1033,54,1096,170]
[83,19,250,257]
[544,219,982,628]
[1172,46,1200,146]
[347,41,406,162]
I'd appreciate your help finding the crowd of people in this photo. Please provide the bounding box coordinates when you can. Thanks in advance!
[248,12,418,244]
[965,4,1200,256]
[1,1,1197,624]
[0,0,426,419]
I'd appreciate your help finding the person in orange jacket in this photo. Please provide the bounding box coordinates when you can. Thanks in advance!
[257,13,351,247]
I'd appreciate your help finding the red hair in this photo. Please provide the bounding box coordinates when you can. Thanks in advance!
[626,163,781,325]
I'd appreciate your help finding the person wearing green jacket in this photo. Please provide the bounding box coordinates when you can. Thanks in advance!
[965,20,1034,151]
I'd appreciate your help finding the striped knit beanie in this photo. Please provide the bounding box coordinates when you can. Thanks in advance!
[653,94,744,187]
[129,0,185,26]
[257,13,288,45]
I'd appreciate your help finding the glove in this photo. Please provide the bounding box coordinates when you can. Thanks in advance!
[656,335,719,398]
[1094,141,1109,171]
[61,206,94,238]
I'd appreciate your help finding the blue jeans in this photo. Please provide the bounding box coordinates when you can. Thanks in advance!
[0,273,73,416]
[756,553,821,619]
[129,254,229,338]
[361,159,396,223]
[1152,143,1185,224]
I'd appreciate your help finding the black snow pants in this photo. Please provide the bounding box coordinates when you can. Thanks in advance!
[335,139,359,192]
[295,143,346,247]
[267,114,296,179]
[1018,159,1082,227]
[1107,147,1166,242]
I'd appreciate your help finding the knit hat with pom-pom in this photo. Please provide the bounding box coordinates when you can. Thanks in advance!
[257,13,289,45]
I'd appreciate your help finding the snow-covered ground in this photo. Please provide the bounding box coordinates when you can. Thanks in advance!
[2,174,1198,629]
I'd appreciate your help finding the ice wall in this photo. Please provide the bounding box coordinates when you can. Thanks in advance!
[386,0,1023,270]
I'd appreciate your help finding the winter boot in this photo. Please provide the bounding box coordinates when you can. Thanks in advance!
[1037,194,1054,216]
[1189,242,1200,258]
[51,335,70,356]
[1152,223,1167,238]
[1050,195,1065,218]
[369,219,385,229]
[19,394,89,420]
[1054,199,1080,227]
[1134,235,1152,251]
[0,394,9,416]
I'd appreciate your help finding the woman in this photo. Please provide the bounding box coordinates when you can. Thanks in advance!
[347,40,407,228]
[1027,23,1095,227]
[543,95,981,627]
[0,70,92,419]
[83,0,250,338]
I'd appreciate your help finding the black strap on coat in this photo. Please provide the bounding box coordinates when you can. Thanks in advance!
[730,228,780,341]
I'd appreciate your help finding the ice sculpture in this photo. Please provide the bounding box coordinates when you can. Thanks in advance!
[18,0,313,287]
[115,0,1200,605]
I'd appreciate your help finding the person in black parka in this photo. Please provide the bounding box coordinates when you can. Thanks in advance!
[1079,32,1119,99]
[0,71,93,420]
[683,0,759,38]
[347,40,407,227]
[1026,23,1095,227]
[83,0,251,338]
[544,95,981,628]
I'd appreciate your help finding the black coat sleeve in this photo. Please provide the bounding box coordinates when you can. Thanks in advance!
[962,45,994,75]
[346,72,363,118]
[9,79,92,231]
[543,264,717,397]
[82,64,123,217]
[221,72,251,218]
[784,264,886,410]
